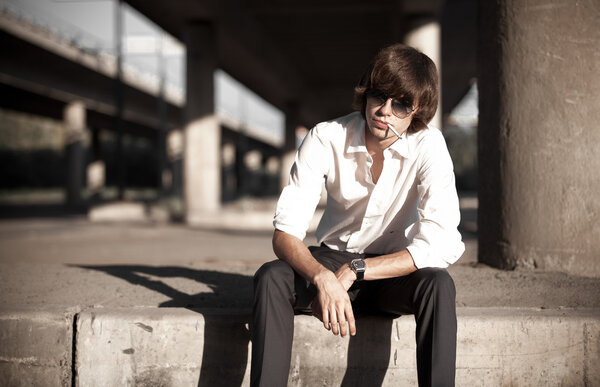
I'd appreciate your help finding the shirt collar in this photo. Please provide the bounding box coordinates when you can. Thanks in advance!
[388,131,411,159]
[346,115,411,159]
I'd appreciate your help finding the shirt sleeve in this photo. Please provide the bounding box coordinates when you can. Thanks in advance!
[273,126,329,241]
[405,130,465,268]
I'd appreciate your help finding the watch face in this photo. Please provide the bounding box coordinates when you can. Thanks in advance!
[352,259,365,270]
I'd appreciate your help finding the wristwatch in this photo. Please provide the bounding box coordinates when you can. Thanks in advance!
[350,258,366,281]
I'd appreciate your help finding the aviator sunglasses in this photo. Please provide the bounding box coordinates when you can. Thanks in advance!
[365,88,415,118]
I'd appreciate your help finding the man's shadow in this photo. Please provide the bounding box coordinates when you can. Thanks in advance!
[74,264,252,387]
[77,264,396,386]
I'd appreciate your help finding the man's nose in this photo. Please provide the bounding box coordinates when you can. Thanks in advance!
[378,98,393,115]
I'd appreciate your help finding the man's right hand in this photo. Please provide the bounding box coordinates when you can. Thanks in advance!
[272,229,356,337]
[312,270,356,337]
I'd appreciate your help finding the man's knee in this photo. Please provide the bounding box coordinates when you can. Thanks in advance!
[254,259,294,293]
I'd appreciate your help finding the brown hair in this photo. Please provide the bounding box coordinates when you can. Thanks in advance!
[352,44,439,133]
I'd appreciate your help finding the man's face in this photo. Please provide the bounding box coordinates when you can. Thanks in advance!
[364,89,416,145]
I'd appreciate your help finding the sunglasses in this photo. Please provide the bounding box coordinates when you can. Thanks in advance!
[365,89,415,118]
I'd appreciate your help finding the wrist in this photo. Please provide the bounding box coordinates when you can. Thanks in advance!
[311,267,335,288]
[349,258,366,281]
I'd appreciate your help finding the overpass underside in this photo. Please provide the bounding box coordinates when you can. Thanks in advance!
[1,0,599,276]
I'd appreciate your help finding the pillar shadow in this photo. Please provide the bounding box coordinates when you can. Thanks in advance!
[73,264,252,387]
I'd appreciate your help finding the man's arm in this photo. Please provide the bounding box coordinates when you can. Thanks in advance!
[272,229,357,337]
[334,249,417,287]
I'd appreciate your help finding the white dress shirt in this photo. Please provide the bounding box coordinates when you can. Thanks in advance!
[274,112,465,269]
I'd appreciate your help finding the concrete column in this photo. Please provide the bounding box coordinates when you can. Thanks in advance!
[64,101,86,208]
[167,128,184,198]
[235,131,249,196]
[183,21,220,222]
[478,0,600,276]
[87,128,105,202]
[404,17,442,130]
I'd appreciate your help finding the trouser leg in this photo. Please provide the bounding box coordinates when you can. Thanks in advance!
[358,268,457,387]
[251,260,296,387]
[251,247,361,387]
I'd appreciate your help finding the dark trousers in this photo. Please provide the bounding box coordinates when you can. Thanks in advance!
[251,245,457,387]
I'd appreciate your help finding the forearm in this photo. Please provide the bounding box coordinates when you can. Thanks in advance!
[272,229,333,285]
[363,249,417,281]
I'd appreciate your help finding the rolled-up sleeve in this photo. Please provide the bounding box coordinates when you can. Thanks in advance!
[405,132,465,268]
[274,127,329,241]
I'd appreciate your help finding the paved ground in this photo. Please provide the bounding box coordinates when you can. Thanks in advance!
[0,196,599,312]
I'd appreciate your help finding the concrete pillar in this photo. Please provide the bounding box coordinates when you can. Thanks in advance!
[167,128,184,198]
[157,89,168,197]
[404,17,442,129]
[183,21,220,222]
[235,131,249,196]
[221,141,236,201]
[87,128,105,202]
[64,101,85,208]
[478,0,600,276]
[114,0,126,200]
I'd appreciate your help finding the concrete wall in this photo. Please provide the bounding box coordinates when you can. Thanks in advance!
[478,0,600,276]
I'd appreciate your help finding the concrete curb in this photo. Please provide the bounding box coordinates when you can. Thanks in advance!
[0,308,74,387]
[3,307,598,386]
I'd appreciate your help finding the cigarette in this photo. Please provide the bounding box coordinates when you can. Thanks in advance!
[387,123,401,138]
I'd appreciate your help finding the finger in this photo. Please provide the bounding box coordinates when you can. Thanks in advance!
[343,303,356,336]
[330,311,340,335]
[337,304,350,337]
[339,318,348,337]
[322,309,330,331]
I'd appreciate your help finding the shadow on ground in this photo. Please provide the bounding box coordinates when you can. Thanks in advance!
[75,264,253,386]
[75,264,398,387]
[75,265,254,308]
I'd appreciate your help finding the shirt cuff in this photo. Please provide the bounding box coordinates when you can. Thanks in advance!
[272,221,306,242]
[406,244,450,269]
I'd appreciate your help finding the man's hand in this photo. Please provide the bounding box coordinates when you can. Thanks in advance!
[311,270,356,337]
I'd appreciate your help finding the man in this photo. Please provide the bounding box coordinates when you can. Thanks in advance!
[251,44,464,387]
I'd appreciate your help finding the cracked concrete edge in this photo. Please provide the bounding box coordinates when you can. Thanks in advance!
[1,306,599,386]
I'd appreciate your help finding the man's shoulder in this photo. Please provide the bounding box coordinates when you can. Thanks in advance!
[408,125,452,165]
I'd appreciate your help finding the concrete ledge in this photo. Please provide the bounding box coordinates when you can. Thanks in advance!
[73,307,600,386]
[75,308,251,386]
[0,308,74,387]
[2,306,597,386]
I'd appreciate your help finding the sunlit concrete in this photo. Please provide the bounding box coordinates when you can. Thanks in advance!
[184,21,221,218]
